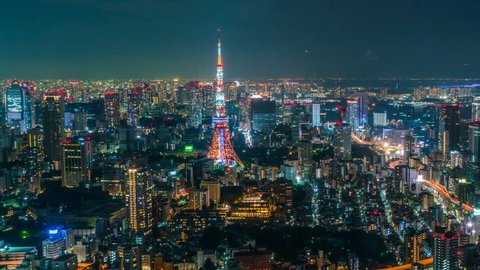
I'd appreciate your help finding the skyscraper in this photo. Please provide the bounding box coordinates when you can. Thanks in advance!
[43,93,65,166]
[351,91,368,128]
[347,98,359,129]
[433,230,460,270]
[438,104,460,157]
[104,92,120,127]
[468,122,480,162]
[333,122,352,160]
[298,140,313,180]
[5,81,33,133]
[472,97,480,122]
[126,167,153,237]
[127,88,142,127]
[311,103,321,127]
[250,96,276,131]
[61,137,92,188]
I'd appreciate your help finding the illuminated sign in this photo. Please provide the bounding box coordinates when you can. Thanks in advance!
[473,209,480,216]
[184,145,194,153]
[48,229,58,235]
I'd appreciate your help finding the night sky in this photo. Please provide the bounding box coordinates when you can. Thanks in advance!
[1,0,480,80]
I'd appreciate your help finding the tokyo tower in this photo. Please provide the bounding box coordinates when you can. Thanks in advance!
[207,29,244,168]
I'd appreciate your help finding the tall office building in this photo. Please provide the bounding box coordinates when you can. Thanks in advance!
[250,96,276,131]
[5,81,33,133]
[468,122,480,162]
[311,103,321,127]
[61,138,92,188]
[127,88,142,126]
[126,167,153,236]
[347,98,359,129]
[433,230,460,270]
[104,92,120,127]
[438,104,460,156]
[298,140,313,180]
[43,94,65,165]
[352,91,368,128]
[472,97,480,122]
[333,122,352,160]
[373,111,388,127]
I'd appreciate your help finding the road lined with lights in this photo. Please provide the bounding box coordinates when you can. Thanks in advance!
[421,179,474,212]
[351,134,474,213]
[351,134,371,145]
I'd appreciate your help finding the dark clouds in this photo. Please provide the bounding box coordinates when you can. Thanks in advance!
[1,0,480,79]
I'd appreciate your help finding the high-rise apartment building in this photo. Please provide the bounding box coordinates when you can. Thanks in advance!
[404,228,426,263]
[126,167,153,236]
[433,230,460,270]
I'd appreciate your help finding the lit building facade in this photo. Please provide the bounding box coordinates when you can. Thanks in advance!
[126,168,153,236]
[438,104,460,157]
[433,231,460,270]
[104,92,120,127]
[311,103,321,127]
[61,138,92,188]
[43,94,65,165]
[5,81,33,133]
[127,88,142,126]
[333,122,352,160]
[250,96,276,131]
[469,122,480,162]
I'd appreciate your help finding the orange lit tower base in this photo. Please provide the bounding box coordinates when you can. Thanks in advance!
[208,120,244,168]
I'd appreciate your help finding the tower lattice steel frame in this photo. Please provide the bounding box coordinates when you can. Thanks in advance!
[207,29,244,168]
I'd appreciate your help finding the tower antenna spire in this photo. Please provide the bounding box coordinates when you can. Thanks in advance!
[217,28,222,67]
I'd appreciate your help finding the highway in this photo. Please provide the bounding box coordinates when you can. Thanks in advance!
[421,179,474,212]
[351,134,371,145]
[351,134,474,213]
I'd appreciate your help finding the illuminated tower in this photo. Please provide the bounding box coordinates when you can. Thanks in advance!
[207,29,244,167]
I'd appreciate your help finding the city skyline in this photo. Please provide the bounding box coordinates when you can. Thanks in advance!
[3,1,480,270]
[1,0,480,79]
